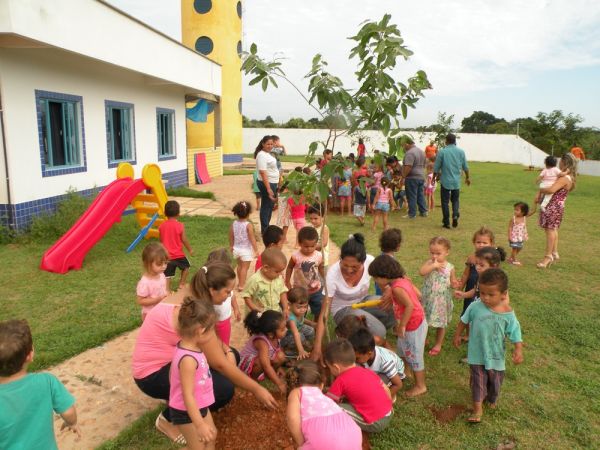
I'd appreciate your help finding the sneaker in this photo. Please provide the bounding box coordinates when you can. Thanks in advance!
[452,218,458,228]
[402,215,416,219]
[420,212,428,217]
[459,357,468,364]
[442,224,451,229]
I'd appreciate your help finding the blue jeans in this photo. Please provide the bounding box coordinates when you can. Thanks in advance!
[405,178,428,218]
[440,186,460,226]
[257,180,278,234]
[309,290,324,320]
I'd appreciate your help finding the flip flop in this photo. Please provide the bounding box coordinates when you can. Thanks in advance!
[155,413,186,445]
[467,414,482,423]
[428,348,441,356]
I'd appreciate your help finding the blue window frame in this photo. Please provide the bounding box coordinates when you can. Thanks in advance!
[35,90,87,177]
[105,100,136,168]
[157,108,176,161]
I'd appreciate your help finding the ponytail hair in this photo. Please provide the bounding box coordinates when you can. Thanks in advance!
[191,263,236,301]
[244,310,284,337]
[340,233,367,263]
[254,135,273,158]
[285,360,322,392]
[475,246,506,267]
[178,297,217,337]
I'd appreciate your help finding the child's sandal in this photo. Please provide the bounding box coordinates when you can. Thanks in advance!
[467,414,482,423]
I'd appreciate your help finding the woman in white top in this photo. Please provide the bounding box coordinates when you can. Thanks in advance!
[254,135,281,234]
[312,234,395,360]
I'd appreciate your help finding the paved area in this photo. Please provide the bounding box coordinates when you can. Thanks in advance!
[51,168,338,449]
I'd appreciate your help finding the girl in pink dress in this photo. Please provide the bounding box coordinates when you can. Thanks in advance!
[168,298,218,450]
[286,360,362,450]
[136,243,169,321]
[371,178,394,231]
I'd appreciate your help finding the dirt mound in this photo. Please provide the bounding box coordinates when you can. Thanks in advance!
[429,404,467,423]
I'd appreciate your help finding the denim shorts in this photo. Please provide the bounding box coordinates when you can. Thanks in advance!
[509,241,524,249]
[375,202,390,212]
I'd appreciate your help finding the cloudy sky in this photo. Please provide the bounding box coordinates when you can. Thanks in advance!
[108,0,600,128]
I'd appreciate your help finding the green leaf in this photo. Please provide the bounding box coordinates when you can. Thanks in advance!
[401,103,408,119]
[261,78,268,92]
[250,43,257,55]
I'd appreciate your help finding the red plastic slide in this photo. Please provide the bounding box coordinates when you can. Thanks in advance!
[194,153,211,184]
[40,177,147,274]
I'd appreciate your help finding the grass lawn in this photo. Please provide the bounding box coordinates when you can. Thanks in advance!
[223,169,256,176]
[0,214,231,371]
[166,186,215,200]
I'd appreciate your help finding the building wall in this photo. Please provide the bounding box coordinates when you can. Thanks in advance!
[0,48,191,228]
[187,147,223,186]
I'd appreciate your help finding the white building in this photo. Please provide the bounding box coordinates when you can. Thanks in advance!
[0,0,221,229]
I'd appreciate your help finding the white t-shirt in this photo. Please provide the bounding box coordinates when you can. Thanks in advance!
[256,151,280,183]
[213,293,233,321]
[326,254,374,316]
[365,346,406,380]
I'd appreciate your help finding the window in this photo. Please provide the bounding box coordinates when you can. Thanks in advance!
[157,108,176,160]
[35,90,87,177]
[105,101,135,167]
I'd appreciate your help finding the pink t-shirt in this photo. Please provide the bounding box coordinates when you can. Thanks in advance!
[291,250,323,294]
[540,167,562,186]
[159,219,185,259]
[288,197,307,220]
[136,273,167,316]
[132,302,179,379]
[327,366,392,424]
[377,187,392,203]
[391,278,424,331]
[168,344,214,411]
[299,386,362,450]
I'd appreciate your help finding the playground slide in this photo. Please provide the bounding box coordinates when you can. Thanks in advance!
[40,177,148,274]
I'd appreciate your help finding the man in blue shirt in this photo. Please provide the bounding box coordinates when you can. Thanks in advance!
[433,134,470,229]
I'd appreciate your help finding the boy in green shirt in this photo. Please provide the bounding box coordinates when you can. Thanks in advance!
[242,247,289,316]
[453,268,523,423]
[0,320,80,449]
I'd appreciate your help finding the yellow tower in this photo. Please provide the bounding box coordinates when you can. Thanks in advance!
[181,0,243,168]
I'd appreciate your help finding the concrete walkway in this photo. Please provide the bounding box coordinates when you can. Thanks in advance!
[52,169,338,449]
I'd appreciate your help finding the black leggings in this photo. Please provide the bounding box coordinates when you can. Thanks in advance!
[134,349,240,422]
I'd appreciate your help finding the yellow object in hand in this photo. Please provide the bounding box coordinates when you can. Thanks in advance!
[351,298,382,309]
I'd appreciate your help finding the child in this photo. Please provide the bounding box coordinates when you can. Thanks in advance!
[453,269,523,423]
[337,164,353,216]
[348,328,405,399]
[229,201,258,291]
[288,193,307,238]
[324,339,393,433]
[242,247,289,315]
[169,298,218,449]
[252,170,261,211]
[508,202,536,266]
[239,310,288,393]
[136,242,169,321]
[368,254,428,397]
[281,287,316,359]
[285,226,325,319]
[419,236,458,356]
[455,227,498,342]
[352,177,369,226]
[276,184,292,244]
[307,204,330,268]
[335,315,388,349]
[369,164,384,205]
[0,320,81,448]
[374,228,402,296]
[391,171,406,211]
[203,249,241,346]
[455,246,506,302]
[159,200,194,291]
[371,178,394,231]
[425,161,437,211]
[536,155,565,211]
[255,225,284,271]
[286,360,362,450]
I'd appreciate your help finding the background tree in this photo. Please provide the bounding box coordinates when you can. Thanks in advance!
[460,111,504,133]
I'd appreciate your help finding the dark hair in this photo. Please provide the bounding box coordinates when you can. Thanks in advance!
[205,248,232,265]
[446,133,457,145]
[475,246,506,266]
[178,297,217,337]
[307,203,324,216]
[380,178,390,188]
[297,226,318,244]
[479,268,508,292]
[286,360,322,391]
[262,225,284,246]
[232,201,252,219]
[544,155,557,168]
[294,166,303,172]
[261,247,287,268]
[0,319,33,376]
[340,233,367,263]
[271,135,280,142]
[191,263,236,301]
[141,242,168,273]
[348,328,375,354]
[368,254,405,279]
[429,236,451,250]
[348,152,355,159]
[356,157,366,167]
[244,310,284,337]
[386,156,398,165]
[379,228,402,253]
[513,202,529,216]
[472,226,496,245]
[324,339,356,366]
[358,138,364,144]
[335,315,368,339]
[254,135,273,158]
[323,149,333,156]
[288,286,309,305]
[164,200,180,218]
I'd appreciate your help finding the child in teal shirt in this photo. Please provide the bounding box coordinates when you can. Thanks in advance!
[453,268,523,423]
[0,320,80,449]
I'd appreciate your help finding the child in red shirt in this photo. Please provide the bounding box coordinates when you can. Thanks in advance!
[325,339,393,433]
[159,200,194,291]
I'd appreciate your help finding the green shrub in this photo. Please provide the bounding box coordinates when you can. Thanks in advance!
[166,187,215,200]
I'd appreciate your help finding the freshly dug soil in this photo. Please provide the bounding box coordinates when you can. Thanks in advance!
[429,404,467,423]
[213,390,295,450]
